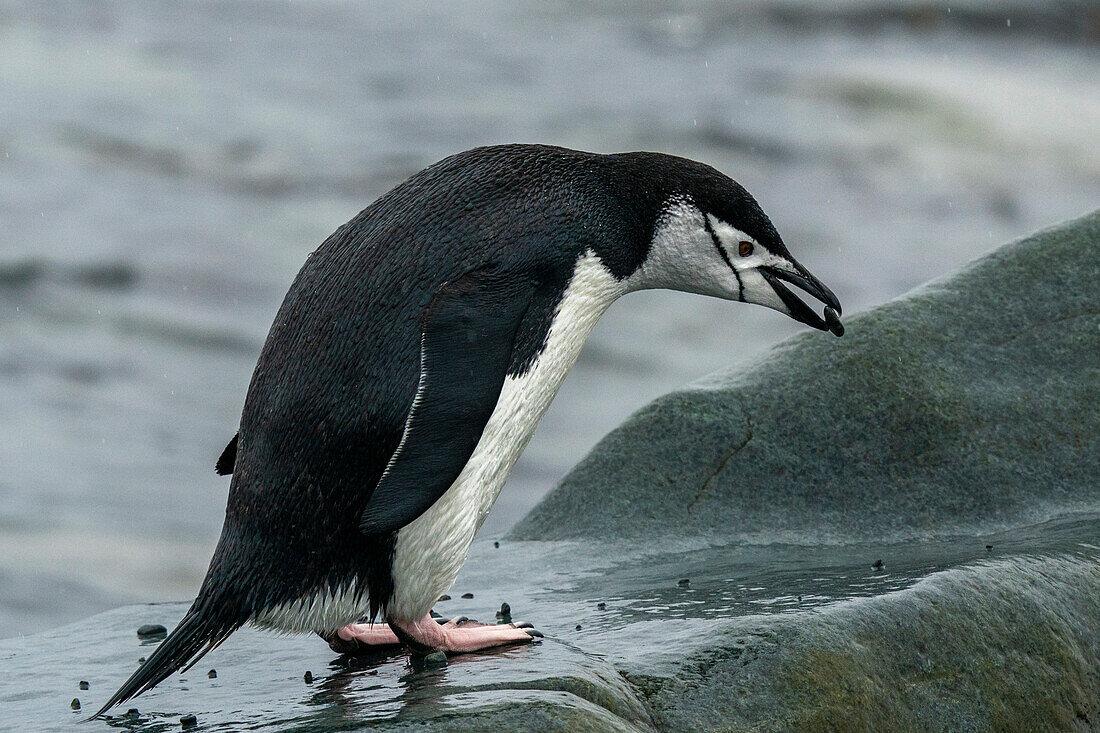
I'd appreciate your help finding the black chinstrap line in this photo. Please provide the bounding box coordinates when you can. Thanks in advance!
[703,215,744,301]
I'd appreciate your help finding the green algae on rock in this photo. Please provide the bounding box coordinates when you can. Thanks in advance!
[635,554,1100,732]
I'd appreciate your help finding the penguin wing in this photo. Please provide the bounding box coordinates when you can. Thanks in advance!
[359,267,536,535]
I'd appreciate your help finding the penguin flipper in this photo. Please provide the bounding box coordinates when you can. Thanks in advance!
[359,267,536,535]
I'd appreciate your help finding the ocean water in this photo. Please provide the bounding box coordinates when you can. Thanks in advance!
[1,0,1097,637]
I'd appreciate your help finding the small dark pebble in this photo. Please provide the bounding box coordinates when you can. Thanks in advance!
[575,624,582,631]
[138,657,146,664]
[424,651,447,668]
[493,541,500,548]
[986,544,994,551]
[136,624,167,638]
[438,594,450,601]
[596,602,606,610]
[207,669,217,679]
[496,602,511,617]
[461,592,474,599]
[304,670,313,684]
[180,713,198,728]
[127,708,140,718]
[871,559,885,571]
[798,595,803,602]
[824,306,844,336]
[79,681,89,690]
[70,698,81,710]
[677,578,690,587]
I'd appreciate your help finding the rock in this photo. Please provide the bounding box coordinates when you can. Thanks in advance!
[207,669,216,679]
[511,211,1100,544]
[638,556,1100,731]
[78,681,88,690]
[461,592,474,599]
[180,713,198,728]
[69,698,79,710]
[303,671,313,684]
[136,624,167,639]
[3,214,1098,731]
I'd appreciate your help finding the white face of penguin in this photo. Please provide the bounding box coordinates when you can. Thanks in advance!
[636,197,842,333]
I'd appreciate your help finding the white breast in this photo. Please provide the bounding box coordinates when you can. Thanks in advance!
[386,250,632,620]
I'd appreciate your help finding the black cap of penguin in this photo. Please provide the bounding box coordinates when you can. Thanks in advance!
[93,144,842,718]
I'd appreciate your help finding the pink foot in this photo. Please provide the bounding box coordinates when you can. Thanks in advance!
[322,621,401,654]
[389,614,542,654]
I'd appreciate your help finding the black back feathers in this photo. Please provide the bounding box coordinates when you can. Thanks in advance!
[215,433,238,475]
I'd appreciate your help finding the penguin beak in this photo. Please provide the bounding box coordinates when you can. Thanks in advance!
[758,262,844,336]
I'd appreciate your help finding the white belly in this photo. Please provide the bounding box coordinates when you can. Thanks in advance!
[386,250,631,620]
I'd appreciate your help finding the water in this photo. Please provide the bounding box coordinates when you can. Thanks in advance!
[1,0,1098,637]
[2,515,1097,730]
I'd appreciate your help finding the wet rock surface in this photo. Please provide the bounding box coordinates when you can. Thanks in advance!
[3,213,1098,730]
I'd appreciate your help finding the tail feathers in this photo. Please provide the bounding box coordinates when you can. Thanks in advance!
[90,607,240,720]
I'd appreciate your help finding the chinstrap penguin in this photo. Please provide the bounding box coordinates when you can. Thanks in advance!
[95,144,843,716]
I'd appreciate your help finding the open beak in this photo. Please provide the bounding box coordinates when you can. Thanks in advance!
[759,263,844,336]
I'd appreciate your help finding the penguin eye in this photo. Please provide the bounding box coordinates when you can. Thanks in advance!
[738,241,754,257]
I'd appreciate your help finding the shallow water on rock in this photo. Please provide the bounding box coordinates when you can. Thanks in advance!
[3,512,1094,731]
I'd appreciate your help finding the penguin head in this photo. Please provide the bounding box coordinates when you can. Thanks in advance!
[628,154,843,335]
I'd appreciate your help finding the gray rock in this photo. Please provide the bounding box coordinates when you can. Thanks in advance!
[637,554,1100,731]
[5,214,1098,730]
[511,210,1100,543]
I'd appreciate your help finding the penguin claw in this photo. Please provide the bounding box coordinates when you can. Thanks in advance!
[523,629,544,638]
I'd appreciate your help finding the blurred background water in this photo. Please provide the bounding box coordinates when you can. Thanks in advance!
[0,0,1097,637]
